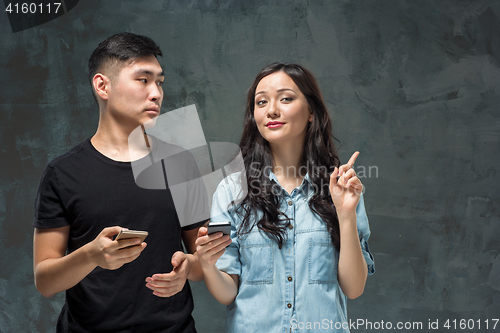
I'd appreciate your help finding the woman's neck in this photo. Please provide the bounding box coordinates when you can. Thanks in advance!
[269,142,306,193]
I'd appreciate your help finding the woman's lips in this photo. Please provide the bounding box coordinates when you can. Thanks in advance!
[266,122,285,128]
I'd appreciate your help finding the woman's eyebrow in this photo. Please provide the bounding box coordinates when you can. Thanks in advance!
[276,88,295,93]
[255,88,295,96]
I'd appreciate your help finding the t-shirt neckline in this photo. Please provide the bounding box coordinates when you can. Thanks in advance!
[86,136,159,168]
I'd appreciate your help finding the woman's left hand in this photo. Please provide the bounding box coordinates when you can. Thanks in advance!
[329,151,364,218]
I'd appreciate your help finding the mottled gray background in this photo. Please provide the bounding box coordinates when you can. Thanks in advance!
[1,0,499,332]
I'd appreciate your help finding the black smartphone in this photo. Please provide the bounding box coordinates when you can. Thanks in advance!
[207,221,231,235]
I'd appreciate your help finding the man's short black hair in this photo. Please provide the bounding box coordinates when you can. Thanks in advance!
[88,32,162,83]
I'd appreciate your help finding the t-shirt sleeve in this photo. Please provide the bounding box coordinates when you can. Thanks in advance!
[213,179,242,276]
[356,194,375,275]
[181,217,208,231]
[33,165,70,229]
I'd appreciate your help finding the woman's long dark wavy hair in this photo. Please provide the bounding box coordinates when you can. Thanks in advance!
[237,62,342,250]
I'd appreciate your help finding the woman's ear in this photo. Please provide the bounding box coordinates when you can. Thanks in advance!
[309,109,313,122]
[93,73,110,101]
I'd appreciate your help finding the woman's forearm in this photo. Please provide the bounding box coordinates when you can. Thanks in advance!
[337,213,368,299]
[202,264,238,305]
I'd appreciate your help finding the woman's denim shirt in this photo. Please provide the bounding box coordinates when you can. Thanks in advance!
[213,172,375,333]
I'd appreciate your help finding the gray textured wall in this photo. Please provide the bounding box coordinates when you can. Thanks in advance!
[1,0,499,332]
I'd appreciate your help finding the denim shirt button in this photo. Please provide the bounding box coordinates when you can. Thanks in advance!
[288,223,293,229]
[287,200,293,206]
[287,303,292,308]
[288,276,292,282]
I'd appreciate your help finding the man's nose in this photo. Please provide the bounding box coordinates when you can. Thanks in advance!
[149,83,162,102]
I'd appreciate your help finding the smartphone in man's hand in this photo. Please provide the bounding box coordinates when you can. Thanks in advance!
[115,229,148,243]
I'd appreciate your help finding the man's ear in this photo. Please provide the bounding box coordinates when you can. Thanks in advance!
[93,73,110,101]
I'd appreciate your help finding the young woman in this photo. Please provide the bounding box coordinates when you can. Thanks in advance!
[196,63,374,333]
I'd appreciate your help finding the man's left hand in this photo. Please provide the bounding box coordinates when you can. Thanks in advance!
[145,251,190,297]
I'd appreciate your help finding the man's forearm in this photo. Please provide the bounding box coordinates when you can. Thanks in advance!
[34,243,97,298]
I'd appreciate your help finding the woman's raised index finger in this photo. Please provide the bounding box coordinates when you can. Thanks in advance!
[347,151,360,168]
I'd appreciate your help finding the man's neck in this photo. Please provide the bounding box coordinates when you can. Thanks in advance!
[91,112,149,162]
[91,127,132,162]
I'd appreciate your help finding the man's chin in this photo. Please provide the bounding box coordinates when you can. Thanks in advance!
[142,115,159,129]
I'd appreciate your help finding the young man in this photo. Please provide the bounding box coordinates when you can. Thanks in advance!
[33,33,208,332]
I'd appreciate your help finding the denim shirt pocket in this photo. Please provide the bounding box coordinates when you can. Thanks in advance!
[308,237,338,284]
[239,232,274,284]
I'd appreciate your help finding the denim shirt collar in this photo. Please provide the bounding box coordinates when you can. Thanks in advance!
[268,170,312,185]
[269,171,314,201]
[268,170,313,198]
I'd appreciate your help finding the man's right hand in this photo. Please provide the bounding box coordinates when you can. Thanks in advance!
[90,226,147,270]
[34,225,147,297]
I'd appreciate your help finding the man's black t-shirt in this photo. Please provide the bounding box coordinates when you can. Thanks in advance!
[34,137,208,333]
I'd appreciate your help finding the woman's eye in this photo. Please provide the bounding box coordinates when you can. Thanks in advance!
[281,97,293,102]
[157,81,164,87]
[256,100,267,106]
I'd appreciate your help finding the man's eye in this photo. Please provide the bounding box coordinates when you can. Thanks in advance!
[157,81,164,87]
[139,78,147,83]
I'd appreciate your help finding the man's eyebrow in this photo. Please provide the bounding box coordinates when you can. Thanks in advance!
[133,69,164,77]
